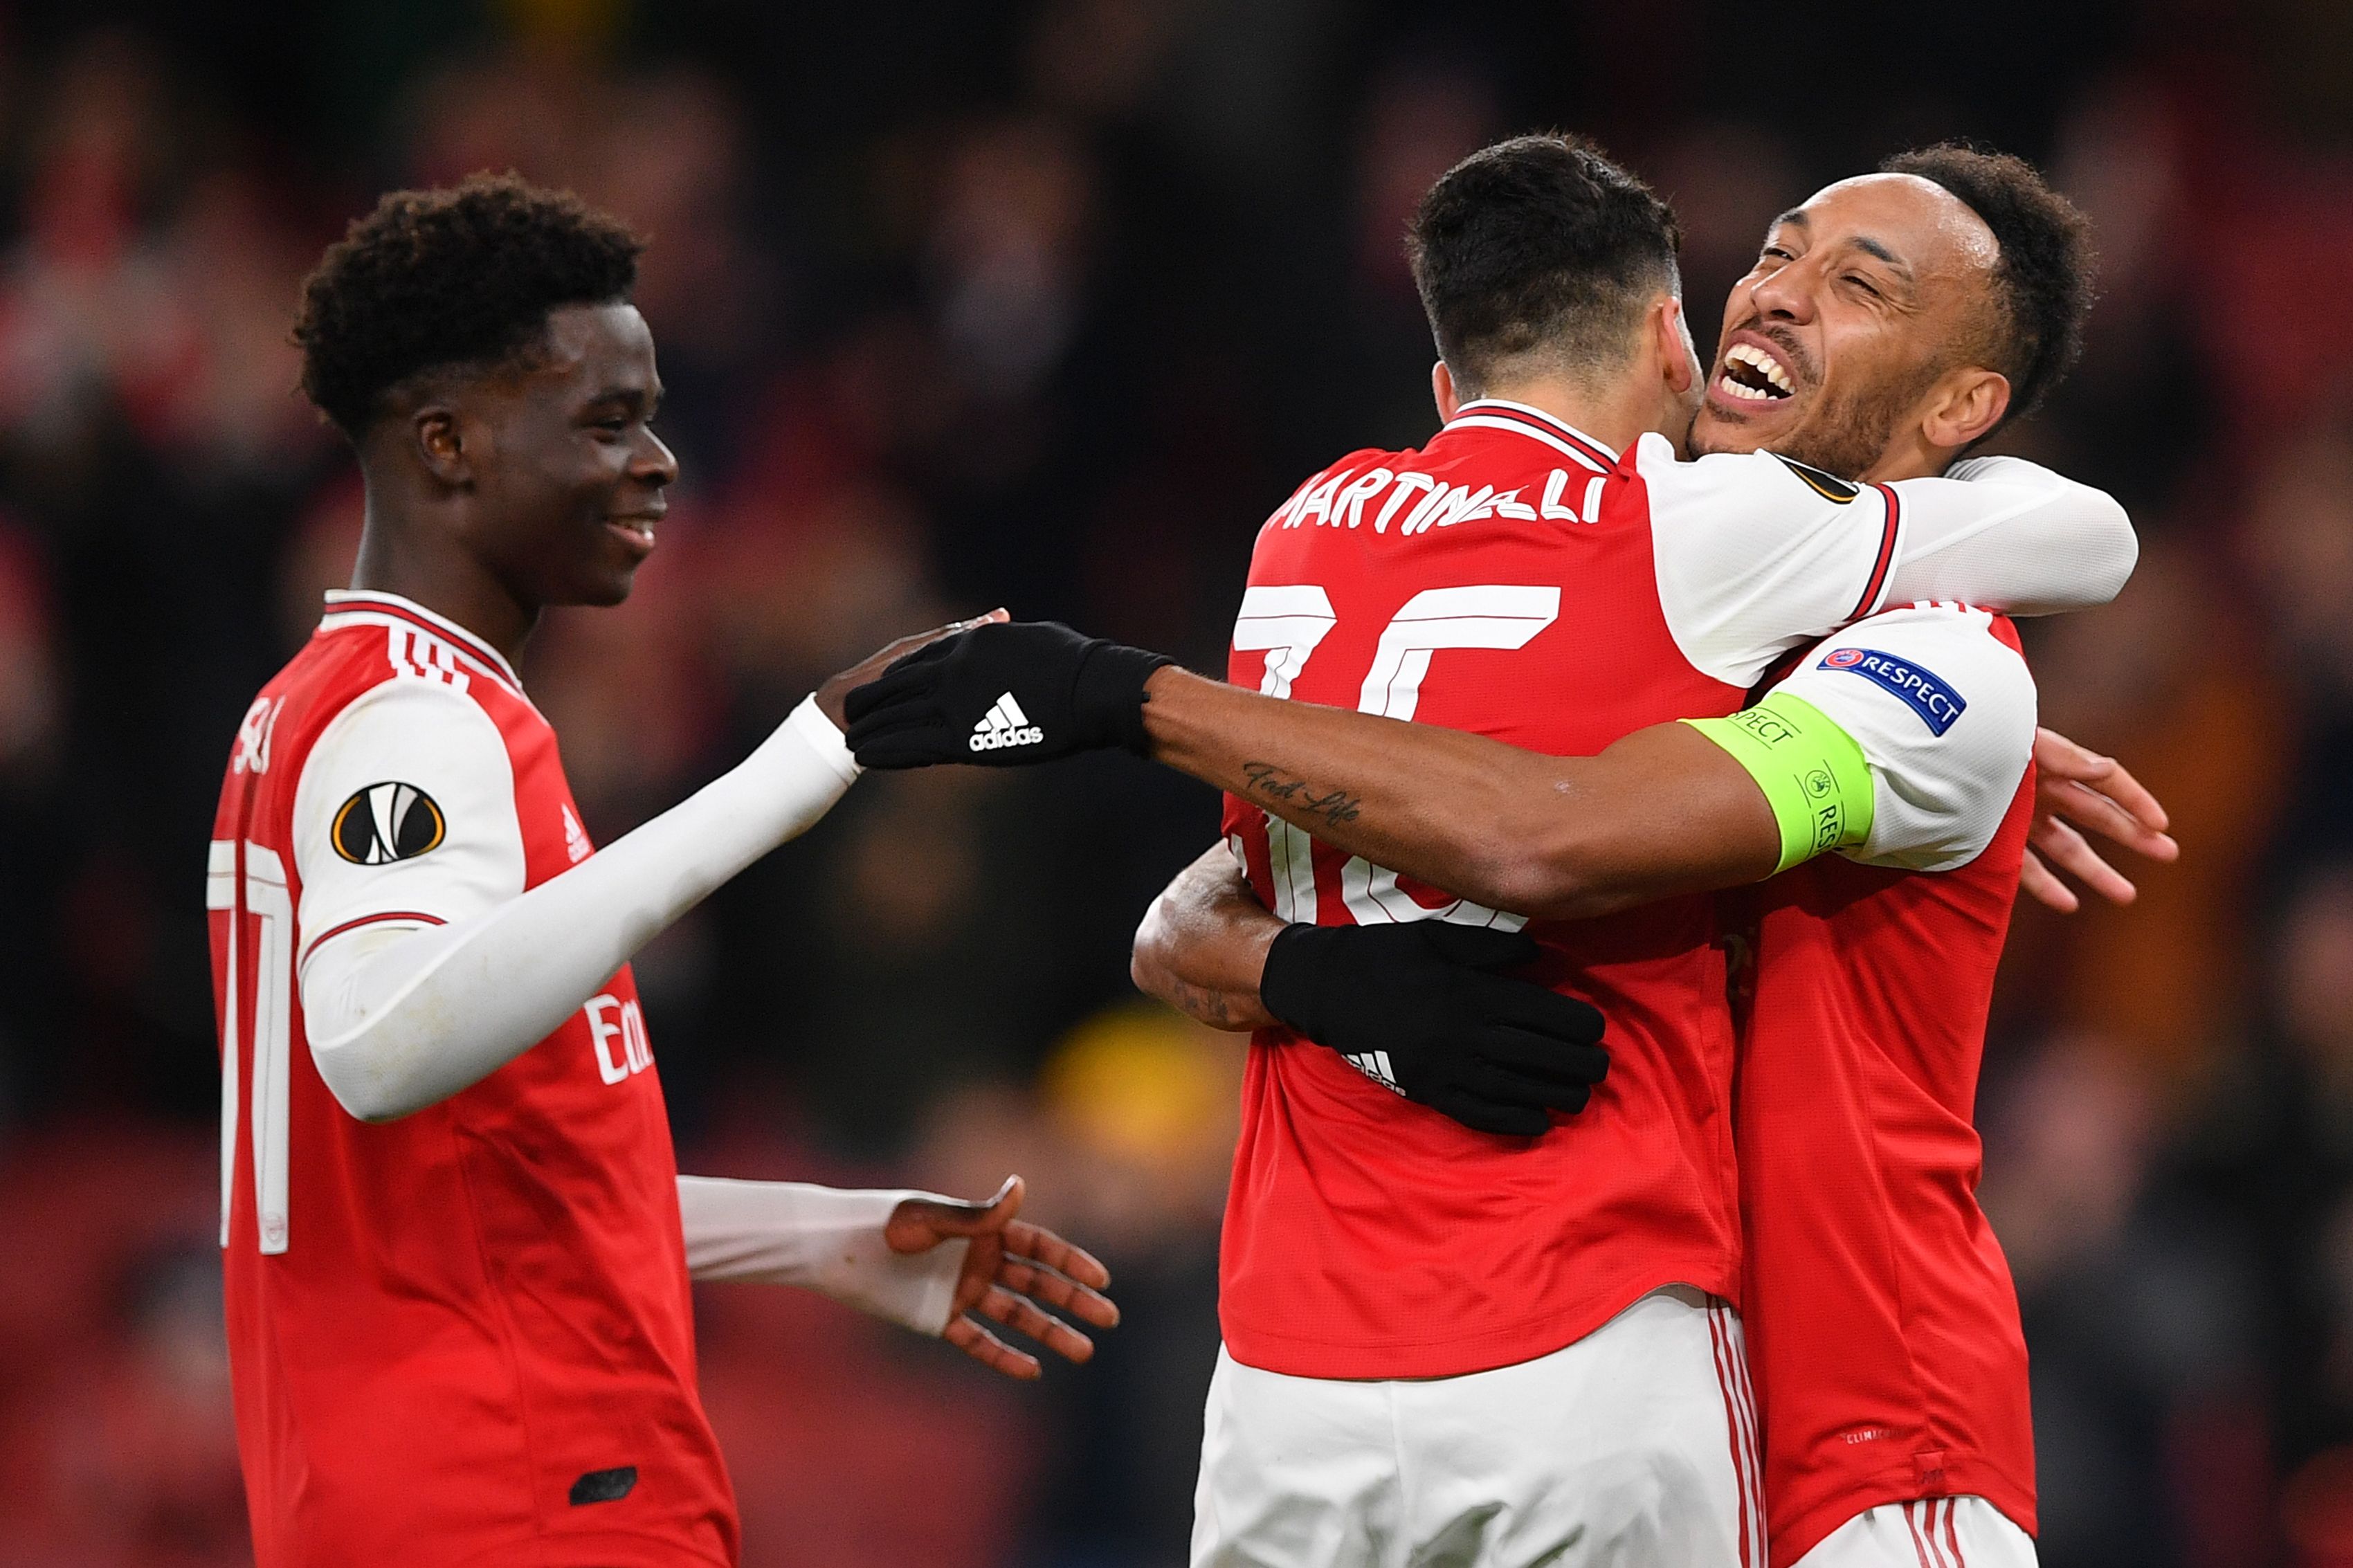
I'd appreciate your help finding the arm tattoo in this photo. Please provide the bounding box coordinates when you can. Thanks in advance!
[1166,976,1239,1028]
[1240,762,1362,827]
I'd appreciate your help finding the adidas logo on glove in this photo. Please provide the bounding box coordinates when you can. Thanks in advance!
[970,691,1046,751]
[1342,1050,1408,1095]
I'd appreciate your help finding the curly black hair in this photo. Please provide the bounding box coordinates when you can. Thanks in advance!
[1879,143,2096,429]
[293,172,644,437]
[1408,134,1682,397]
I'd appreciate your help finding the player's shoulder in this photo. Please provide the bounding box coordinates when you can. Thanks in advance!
[284,657,529,869]
[1437,400,1618,476]
[315,592,527,698]
[1636,435,1871,517]
[282,593,533,736]
[1830,600,2026,662]
[1795,601,2034,740]
[1258,445,1397,532]
[274,598,534,784]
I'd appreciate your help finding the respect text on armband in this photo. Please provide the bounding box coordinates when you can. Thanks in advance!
[1808,794,1847,854]
[1729,706,1804,748]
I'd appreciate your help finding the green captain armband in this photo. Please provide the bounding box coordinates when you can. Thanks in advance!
[1680,691,1876,875]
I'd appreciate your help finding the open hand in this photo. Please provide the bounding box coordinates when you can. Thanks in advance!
[2019,727,2179,913]
[844,621,1174,767]
[884,1176,1119,1380]
[816,610,1010,730]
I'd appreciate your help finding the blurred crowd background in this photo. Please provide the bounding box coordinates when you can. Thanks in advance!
[0,0,2347,1563]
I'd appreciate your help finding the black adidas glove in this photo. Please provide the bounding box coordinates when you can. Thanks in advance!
[1260,922,1608,1138]
[845,621,1176,768]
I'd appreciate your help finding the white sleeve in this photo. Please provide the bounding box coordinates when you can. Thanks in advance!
[1645,436,2134,689]
[290,679,528,965]
[300,696,860,1122]
[675,1176,966,1335]
[1768,603,2037,871]
[1880,455,2137,617]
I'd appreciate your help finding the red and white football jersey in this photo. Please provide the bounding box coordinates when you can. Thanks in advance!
[206,590,734,1567]
[1729,608,2041,1566]
[1217,399,1940,1381]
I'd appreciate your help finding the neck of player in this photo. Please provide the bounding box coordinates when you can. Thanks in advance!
[349,495,539,666]
[1476,372,1658,457]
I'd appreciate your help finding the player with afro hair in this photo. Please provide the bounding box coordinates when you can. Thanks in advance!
[293,171,674,644]
[212,170,1110,1567]
[294,172,645,439]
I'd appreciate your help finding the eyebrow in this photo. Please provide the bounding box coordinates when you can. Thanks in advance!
[1848,235,1913,277]
[1771,208,1916,283]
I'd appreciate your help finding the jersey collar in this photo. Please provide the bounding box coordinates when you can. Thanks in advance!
[1445,399,1619,472]
[319,589,525,691]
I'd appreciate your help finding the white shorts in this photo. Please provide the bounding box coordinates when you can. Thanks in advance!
[1793,1497,2036,1568]
[1191,1286,1764,1568]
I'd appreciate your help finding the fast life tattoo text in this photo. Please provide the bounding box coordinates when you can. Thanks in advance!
[1241,763,1363,828]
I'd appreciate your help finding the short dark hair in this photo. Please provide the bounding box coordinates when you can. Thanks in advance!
[1878,143,2096,428]
[1407,134,1682,396]
[293,172,644,437]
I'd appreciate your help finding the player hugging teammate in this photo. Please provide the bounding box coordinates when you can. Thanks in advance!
[208,125,2161,1568]
[846,137,2163,1568]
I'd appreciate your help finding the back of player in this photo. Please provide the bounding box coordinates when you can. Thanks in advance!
[1215,393,1959,1384]
[208,592,734,1567]
[1219,401,1760,1380]
[1731,609,2040,1568]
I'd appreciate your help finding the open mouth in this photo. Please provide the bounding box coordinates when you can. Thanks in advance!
[1716,342,1795,403]
[606,518,659,555]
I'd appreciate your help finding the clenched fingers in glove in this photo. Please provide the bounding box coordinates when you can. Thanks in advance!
[1259,920,1608,1138]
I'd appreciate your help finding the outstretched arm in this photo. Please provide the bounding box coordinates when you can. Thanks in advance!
[852,619,1786,922]
[1145,602,2044,911]
[1138,672,1780,922]
[300,616,996,1123]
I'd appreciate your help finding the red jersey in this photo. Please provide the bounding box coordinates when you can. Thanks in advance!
[1732,612,2039,1565]
[207,591,734,1567]
[1215,400,1941,1380]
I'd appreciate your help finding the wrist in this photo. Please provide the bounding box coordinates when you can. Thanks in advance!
[1136,664,1219,762]
[1257,922,1332,1035]
[1074,639,1176,754]
[781,694,861,783]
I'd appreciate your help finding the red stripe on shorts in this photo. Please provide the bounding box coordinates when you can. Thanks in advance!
[1707,1307,1754,1568]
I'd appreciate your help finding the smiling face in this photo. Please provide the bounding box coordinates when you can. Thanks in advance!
[1690,174,2005,480]
[452,300,676,609]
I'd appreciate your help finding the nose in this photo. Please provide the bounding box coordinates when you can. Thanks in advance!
[634,427,680,489]
[1749,257,1817,327]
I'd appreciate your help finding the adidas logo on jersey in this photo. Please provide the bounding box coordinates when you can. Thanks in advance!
[969,692,1044,751]
[561,803,592,864]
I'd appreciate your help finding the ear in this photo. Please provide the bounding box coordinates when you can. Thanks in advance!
[1919,367,2010,453]
[1653,295,1699,397]
[410,406,473,490]
[1432,360,1463,423]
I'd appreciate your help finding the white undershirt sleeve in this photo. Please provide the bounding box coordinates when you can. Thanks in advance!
[674,1176,968,1335]
[1643,436,2135,689]
[1879,455,2138,617]
[300,695,860,1122]
[1768,603,2039,871]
